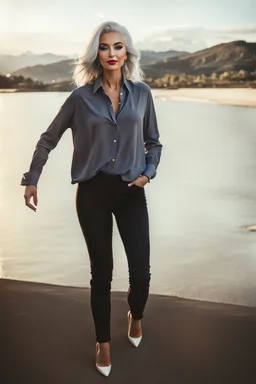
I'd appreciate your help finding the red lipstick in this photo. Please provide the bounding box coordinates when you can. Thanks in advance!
[107,60,118,65]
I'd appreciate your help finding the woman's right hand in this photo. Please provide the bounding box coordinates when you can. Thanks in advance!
[24,185,38,212]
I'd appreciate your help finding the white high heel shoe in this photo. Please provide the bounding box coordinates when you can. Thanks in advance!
[95,343,112,377]
[127,311,142,347]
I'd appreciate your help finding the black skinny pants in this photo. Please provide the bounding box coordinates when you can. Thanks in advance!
[76,172,151,343]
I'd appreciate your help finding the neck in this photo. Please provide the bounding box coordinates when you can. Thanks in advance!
[102,70,123,90]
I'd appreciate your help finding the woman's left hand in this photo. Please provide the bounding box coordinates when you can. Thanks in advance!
[128,175,149,188]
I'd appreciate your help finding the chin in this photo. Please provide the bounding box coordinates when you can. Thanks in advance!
[103,65,122,71]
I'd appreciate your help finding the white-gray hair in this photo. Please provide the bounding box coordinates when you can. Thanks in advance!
[72,21,144,87]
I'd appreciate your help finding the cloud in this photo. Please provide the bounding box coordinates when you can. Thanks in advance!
[219,27,256,35]
[135,26,256,52]
[1,25,255,56]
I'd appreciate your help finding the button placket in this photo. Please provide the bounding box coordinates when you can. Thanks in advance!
[112,119,118,161]
[102,87,116,122]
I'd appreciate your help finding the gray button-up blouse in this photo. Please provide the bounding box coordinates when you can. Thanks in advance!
[21,75,162,187]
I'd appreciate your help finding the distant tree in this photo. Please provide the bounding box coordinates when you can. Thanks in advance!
[25,78,34,88]
[162,74,171,84]
[210,72,219,81]
[172,75,180,84]
[237,70,248,79]
[194,75,201,83]
[200,74,208,83]
[154,78,165,88]
[219,71,230,81]
[0,75,12,88]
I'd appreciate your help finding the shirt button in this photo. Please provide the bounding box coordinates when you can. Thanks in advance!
[112,158,115,161]
[120,93,123,95]
[114,140,117,142]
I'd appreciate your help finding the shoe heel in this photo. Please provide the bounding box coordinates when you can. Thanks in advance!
[127,311,142,347]
[95,342,112,377]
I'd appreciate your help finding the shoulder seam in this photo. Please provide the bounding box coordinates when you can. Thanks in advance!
[134,81,151,91]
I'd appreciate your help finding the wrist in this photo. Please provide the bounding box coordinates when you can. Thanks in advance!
[141,175,150,183]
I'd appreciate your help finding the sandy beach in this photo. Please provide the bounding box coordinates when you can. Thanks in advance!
[154,88,256,108]
[1,279,256,384]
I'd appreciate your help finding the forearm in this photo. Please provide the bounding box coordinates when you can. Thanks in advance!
[142,141,162,180]
[21,145,51,187]
[20,91,75,187]
[142,87,162,181]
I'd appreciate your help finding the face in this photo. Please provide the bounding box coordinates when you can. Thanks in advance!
[98,32,127,72]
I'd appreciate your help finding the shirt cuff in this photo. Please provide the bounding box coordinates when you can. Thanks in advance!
[20,171,40,187]
[142,164,156,181]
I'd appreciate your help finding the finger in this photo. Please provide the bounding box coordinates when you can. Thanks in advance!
[24,195,30,205]
[33,193,38,206]
[24,195,36,211]
[128,180,135,187]
[26,202,37,211]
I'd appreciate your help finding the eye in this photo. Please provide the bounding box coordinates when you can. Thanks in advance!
[115,45,123,50]
[99,46,107,51]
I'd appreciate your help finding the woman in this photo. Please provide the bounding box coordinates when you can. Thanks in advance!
[21,21,162,377]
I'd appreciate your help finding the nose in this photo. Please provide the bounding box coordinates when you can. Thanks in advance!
[109,48,115,57]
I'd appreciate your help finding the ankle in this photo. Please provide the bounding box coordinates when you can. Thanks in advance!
[97,342,110,349]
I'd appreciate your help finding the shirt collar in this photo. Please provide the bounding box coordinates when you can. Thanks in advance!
[93,73,131,94]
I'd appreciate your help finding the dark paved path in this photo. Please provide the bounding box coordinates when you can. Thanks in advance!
[1,279,256,384]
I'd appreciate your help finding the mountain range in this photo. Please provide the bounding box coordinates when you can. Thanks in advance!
[144,40,256,78]
[4,41,256,83]
[10,50,188,83]
[0,51,71,73]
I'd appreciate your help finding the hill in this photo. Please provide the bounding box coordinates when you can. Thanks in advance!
[0,52,70,74]
[143,41,256,78]
[10,41,256,84]
[11,50,187,83]
[139,49,188,65]
[12,60,74,83]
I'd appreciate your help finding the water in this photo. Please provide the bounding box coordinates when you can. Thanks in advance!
[1,91,256,307]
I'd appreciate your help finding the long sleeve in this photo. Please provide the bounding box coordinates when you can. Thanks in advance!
[142,89,162,180]
[21,91,76,187]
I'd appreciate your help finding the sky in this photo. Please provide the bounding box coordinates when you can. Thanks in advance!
[0,0,255,55]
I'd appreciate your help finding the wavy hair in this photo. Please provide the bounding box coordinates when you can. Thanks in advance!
[72,21,144,87]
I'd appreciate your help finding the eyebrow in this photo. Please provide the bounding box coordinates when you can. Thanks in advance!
[99,42,124,46]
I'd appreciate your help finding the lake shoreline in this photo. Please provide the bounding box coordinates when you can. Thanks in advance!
[154,88,256,108]
[2,87,256,108]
